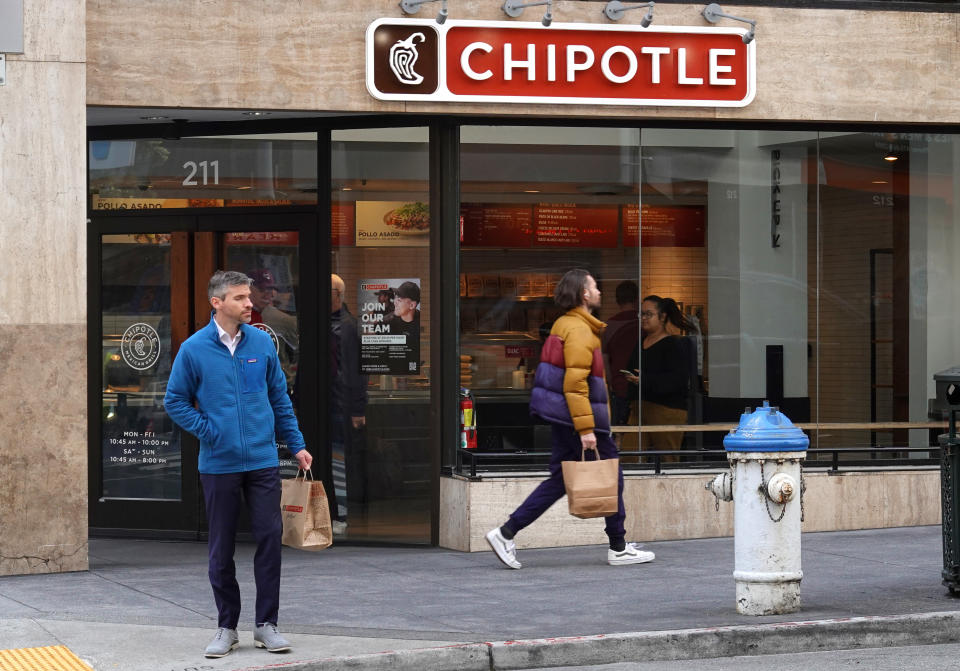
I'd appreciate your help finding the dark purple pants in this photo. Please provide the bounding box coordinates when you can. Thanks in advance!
[200,466,282,629]
[506,424,625,543]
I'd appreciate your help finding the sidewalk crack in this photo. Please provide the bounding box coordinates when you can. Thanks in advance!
[88,570,213,620]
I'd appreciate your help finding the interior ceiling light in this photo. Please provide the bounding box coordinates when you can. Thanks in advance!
[523,189,541,193]
[399,0,448,24]
[341,187,353,191]
[139,115,169,121]
[235,186,252,190]
[241,111,272,117]
[604,1,654,27]
[872,180,889,184]
[701,3,756,44]
[503,0,553,27]
[884,153,899,162]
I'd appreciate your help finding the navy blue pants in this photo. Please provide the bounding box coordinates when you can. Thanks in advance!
[506,425,626,543]
[200,466,282,629]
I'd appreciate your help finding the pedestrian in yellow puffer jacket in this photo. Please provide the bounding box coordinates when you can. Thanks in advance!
[485,268,655,569]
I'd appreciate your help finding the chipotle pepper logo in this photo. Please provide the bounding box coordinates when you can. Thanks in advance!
[390,33,427,84]
[373,24,438,94]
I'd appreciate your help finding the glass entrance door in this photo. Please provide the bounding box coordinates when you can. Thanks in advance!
[90,214,318,535]
[92,219,199,532]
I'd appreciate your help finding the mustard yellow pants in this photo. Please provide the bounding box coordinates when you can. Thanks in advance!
[639,401,688,463]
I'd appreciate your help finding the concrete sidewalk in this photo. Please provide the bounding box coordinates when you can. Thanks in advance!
[1,526,959,670]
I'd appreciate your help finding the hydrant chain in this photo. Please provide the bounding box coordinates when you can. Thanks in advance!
[760,460,787,523]
[800,465,806,523]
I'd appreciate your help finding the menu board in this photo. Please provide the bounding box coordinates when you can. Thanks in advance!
[331,203,356,247]
[225,231,299,246]
[460,203,533,247]
[534,204,619,248]
[623,204,705,247]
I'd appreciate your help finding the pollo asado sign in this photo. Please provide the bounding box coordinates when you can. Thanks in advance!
[367,18,755,107]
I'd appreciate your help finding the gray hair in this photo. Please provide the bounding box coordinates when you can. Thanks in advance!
[208,270,251,300]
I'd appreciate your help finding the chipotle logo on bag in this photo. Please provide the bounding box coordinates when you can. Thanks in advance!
[284,505,304,513]
[367,18,755,107]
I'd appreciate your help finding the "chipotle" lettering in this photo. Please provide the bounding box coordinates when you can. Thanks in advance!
[460,41,737,86]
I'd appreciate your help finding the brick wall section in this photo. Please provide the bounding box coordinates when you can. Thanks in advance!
[808,186,894,448]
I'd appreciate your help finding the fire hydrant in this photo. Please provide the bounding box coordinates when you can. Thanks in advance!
[706,401,809,615]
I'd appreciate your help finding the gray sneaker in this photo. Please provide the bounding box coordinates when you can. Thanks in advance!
[204,627,238,658]
[254,623,291,653]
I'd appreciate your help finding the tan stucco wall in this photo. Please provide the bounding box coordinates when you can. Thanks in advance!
[87,1,960,124]
[440,469,942,551]
[0,0,88,575]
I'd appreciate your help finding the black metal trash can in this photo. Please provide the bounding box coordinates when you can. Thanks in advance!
[933,367,960,595]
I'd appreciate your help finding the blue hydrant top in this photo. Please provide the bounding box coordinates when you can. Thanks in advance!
[723,401,810,452]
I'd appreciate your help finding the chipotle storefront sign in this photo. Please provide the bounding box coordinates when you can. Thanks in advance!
[367,18,755,107]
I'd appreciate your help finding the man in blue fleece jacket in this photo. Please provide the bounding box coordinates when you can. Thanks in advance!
[165,270,312,659]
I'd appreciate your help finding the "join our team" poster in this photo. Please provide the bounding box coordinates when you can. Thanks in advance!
[358,278,421,375]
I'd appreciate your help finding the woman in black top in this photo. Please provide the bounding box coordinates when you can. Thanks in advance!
[625,296,696,462]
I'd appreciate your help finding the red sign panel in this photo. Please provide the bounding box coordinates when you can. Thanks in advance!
[534,204,619,247]
[623,204,705,247]
[367,19,755,107]
[460,203,533,247]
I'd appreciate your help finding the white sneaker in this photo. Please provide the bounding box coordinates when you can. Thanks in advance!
[485,528,521,569]
[608,542,655,566]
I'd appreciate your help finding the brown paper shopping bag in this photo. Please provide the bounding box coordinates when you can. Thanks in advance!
[561,447,619,519]
[281,470,333,551]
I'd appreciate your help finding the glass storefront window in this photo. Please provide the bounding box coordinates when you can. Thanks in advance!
[817,132,960,453]
[638,129,817,456]
[458,126,960,470]
[88,133,317,209]
[460,126,641,456]
[329,127,432,543]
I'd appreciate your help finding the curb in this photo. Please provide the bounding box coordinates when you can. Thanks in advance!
[492,610,960,669]
[233,610,960,671]
[231,642,493,671]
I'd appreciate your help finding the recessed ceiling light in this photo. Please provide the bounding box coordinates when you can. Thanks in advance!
[883,153,898,162]
[236,186,252,190]
[139,115,169,120]
[523,189,540,193]
[241,111,272,117]
[341,187,353,191]
[871,180,888,184]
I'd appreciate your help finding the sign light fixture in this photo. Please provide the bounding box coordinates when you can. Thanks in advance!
[503,0,553,27]
[701,3,755,44]
[604,1,655,27]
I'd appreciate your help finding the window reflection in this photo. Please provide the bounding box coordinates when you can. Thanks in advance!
[223,233,301,477]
